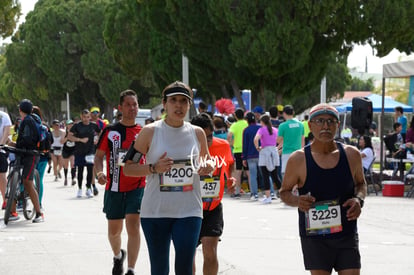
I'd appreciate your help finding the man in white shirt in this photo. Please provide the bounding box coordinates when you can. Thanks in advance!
[0,110,12,209]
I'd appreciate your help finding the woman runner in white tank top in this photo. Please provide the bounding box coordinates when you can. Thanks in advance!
[51,120,65,181]
[123,81,215,275]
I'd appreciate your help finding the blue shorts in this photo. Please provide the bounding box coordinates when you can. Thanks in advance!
[103,188,144,219]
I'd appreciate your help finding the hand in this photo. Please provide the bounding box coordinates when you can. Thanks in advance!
[153,152,174,174]
[97,173,106,185]
[198,159,215,175]
[297,194,315,212]
[343,198,362,221]
[227,177,236,188]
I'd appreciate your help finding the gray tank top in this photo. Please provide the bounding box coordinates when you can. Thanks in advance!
[141,120,202,218]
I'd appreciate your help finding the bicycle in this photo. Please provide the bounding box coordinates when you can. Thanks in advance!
[1,145,40,225]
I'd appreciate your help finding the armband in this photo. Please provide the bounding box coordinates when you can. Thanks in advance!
[122,141,144,163]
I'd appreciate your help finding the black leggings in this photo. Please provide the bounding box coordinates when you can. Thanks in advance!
[260,166,281,191]
[77,165,93,189]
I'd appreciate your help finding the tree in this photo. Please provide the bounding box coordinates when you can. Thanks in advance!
[0,0,20,39]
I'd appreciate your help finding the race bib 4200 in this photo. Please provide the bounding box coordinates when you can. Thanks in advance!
[305,199,342,236]
[160,159,194,192]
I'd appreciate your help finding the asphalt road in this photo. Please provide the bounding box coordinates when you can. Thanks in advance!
[1,170,414,274]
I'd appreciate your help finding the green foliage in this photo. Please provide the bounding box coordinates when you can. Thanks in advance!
[348,77,375,91]
[0,0,21,39]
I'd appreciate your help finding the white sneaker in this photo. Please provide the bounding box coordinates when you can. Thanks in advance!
[261,197,272,204]
[250,195,258,201]
[77,189,82,198]
[86,188,93,198]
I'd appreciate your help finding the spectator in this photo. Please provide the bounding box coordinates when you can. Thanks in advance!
[277,105,304,178]
[359,135,375,173]
[254,114,281,204]
[198,101,208,114]
[242,112,261,200]
[302,115,311,145]
[227,108,249,198]
[394,106,407,142]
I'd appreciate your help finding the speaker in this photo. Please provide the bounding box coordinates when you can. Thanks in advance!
[351,97,373,131]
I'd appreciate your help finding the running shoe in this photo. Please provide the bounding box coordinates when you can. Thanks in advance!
[261,197,272,204]
[58,171,62,178]
[250,194,258,201]
[9,212,20,221]
[2,200,6,210]
[32,213,44,223]
[64,179,67,186]
[54,176,59,182]
[86,188,93,198]
[47,165,52,174]
[77,189,82,198]
[93,185,99,196]
[71,179,76,186]
[125,270,135,275]
[112,249,126,275]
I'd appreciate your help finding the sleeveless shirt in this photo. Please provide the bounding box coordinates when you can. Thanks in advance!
[298,142,357,239]
[141,120,202,219]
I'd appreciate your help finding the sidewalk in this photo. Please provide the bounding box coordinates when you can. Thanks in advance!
[1,170,414,274]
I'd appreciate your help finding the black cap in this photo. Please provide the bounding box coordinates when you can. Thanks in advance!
[245,112,256,123]
[52,119,60,125]
[162,81,193,100]
[19,99,33,114]
[283,105,294,115]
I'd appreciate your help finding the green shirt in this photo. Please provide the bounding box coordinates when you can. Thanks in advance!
[302,120,310,138]
[229,119,248,153]
[278,119,304,154]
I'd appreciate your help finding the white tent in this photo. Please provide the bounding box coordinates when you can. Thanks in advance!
[380,60,414,180]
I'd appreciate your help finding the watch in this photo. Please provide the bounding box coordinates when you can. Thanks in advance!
[355,196,364,208]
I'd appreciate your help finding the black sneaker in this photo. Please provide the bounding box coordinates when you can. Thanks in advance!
[125,270,135,275]
[112,249,126,275]
[93,185,99,196]
[32,213,44,223]
[47,166,52,174]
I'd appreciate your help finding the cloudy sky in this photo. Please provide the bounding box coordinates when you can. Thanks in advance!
[16,1,414,74]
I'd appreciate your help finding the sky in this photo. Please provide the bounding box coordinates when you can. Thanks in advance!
[11,0,414,75]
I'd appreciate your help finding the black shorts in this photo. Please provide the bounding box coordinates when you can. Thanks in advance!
[103,188,144,220]
[62,148,75,159]
[0,152,8,173]
[198,203,224,245]
[234,153,248,171]
[300,233,361,272]
[21,155,39,181]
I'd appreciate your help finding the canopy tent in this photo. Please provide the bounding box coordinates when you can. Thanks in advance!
[378,60,414,184]
[336,93,413,113]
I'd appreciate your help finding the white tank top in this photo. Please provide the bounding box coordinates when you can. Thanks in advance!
[51,131,63,148]
[141,120,202,218]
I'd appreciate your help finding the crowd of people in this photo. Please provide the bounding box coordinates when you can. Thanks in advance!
[0,86,371,275]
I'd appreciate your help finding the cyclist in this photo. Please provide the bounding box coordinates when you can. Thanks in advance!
[0,109,11,210]
[9,99,44,223]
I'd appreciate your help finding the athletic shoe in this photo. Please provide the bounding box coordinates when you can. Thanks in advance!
[125,270,135,275]
[271,193,278,200]
[47,166,52,174]
[261,197,272,204]
[93,186,99,196]
[77,189,82,198]
[58,171,62,178]
[54,176,59,182]
[2,201,6,210]
[32,213,44,223]
[86,188,93,198]
[9,212,20,221]
[112,249,126,275]
[71,179,76,186]
[64,179,68,186]
[250,194,258,201]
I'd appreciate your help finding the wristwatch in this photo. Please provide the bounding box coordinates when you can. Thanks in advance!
[355,196,364,208]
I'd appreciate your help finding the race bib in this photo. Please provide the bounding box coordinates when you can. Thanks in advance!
[117,149,127,166]
[85,154,95,164]
[54,149,62,156]
[305,199,342,236]
[200,175,220,202]
[160,159,194,192]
